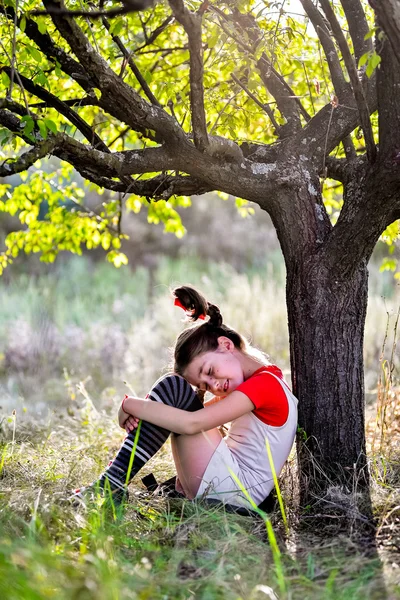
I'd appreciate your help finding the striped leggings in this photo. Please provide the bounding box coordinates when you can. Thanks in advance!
[96,374,203,495]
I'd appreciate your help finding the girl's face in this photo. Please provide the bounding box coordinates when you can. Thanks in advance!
[183,337,244,397]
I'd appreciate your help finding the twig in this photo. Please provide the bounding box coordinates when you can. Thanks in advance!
[10,0,19,96]
[102,15,161,106]
[231,73,280,132]
[32,0,155,19]
[135,15,174,51]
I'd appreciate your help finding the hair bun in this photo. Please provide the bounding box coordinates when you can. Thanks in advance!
[207,303,223,327]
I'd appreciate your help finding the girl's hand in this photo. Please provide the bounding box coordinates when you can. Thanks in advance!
[124,415,140,433]
[118,395,140,432]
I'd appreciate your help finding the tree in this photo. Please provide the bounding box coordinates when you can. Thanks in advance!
[0,0,398,499]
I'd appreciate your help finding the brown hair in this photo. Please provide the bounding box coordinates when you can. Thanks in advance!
[173,286,246,375]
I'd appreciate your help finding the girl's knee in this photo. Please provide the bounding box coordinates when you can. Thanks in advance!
[153,373,192,391]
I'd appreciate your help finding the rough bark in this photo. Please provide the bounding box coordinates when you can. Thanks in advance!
[288,246,369,491]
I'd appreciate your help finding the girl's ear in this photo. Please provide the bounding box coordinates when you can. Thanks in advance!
[217,336,234,352]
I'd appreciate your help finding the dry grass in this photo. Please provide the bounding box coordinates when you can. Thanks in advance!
[0,383,399,599]
[1,258,400,598]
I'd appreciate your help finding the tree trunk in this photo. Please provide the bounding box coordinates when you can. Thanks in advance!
[287,254,369,497]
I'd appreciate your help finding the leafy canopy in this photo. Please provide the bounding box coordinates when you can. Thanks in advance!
[1,0,395,274]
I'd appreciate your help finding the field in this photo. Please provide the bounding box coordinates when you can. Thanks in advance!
[0,257,399,599]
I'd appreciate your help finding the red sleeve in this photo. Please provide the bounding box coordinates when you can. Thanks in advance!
[236,367,289,427]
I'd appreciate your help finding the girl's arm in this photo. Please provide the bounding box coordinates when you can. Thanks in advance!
[120,392,255,435]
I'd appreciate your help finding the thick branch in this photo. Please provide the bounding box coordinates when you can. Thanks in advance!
[168,0,208,151]
[0,108,179,173]
[300,0,350,100]
[324,161,400,279]
[0,138,57,176]
[72,170,212,200]
[373,0,400,66]
[341,135,357,161]
[319,0,376,162]
[341,0,373,64]
[324,155,366,183]
[376,19,400,160]
[0,106,301,211]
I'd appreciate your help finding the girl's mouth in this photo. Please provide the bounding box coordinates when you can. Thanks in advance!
[223,380,229,393]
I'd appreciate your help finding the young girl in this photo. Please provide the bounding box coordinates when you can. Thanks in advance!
[74,286,298,510]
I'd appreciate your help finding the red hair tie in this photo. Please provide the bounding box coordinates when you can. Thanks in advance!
[174,297,205,320]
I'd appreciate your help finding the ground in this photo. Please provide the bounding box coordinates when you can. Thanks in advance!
[0,388,399,600]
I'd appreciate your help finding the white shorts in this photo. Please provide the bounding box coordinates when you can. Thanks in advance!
[195,439,255,509]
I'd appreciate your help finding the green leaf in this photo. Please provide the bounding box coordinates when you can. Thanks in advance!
[358,52,369,68]
[110,18,123,37]
[26,44,42,63]
[37,120,48,140]
[364,28,376,41]
[37,18,47,35]
[366,52,381,78]
[21,115,35,137]
[208,27,220,49]
[20,15,26,33]
[1,71,10,88]
[44,119,57,134]
[380,257,397,272]
[106,250,128,267]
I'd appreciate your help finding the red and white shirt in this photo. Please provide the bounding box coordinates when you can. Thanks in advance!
[224,365,298,505]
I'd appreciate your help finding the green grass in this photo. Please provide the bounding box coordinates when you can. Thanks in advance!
[0,400,398,600]
[1,256,400,598]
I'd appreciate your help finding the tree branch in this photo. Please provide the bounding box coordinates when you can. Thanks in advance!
[300,0,350,100]
[135,15,174,51]
[324,155,365,183]
[341,0,373,65]
[32,0,155,18]
[0,104,301,212]
[372,0,400,66]
[73,170,212,199]
[342,134,357,161]
[29,97,98,109]
[168,0,209,151]
[319,0,377,162]
[0,138,58,176]
[376,14,400,161]
[0,5,96,93]
[0,103,170,199]
[40,0,186,145]
[102,15,162,107]
[1,67,107,149]
[231,73,280,133]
